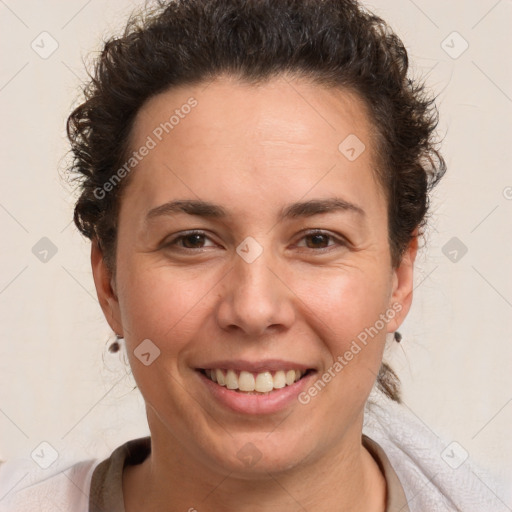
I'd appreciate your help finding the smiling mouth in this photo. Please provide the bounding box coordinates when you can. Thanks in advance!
[198,368,314,394]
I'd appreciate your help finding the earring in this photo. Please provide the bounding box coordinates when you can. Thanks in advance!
[109,333,123,353]
[394,331,402,343]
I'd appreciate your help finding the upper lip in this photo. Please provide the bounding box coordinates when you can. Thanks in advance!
[196,359,315,373]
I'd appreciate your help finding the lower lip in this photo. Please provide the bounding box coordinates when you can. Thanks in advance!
[196,370,317,415]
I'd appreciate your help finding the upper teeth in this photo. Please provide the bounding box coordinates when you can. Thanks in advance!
[205,369,305,392]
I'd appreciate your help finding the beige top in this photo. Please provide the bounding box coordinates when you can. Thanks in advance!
[89,435,410,511]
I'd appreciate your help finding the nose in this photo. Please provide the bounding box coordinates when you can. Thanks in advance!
[215,246,295,337]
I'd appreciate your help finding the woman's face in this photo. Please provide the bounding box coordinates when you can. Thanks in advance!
[92,75,416,476]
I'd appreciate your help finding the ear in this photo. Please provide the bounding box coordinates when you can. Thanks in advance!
[91,238,123,336]
[386,231,419,333]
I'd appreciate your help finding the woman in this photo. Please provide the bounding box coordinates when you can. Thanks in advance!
[1,0,505,510]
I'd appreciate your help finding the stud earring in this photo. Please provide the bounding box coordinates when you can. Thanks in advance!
[109,333,123,353]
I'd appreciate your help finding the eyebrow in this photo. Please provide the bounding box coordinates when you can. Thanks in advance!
[145,197,365,222]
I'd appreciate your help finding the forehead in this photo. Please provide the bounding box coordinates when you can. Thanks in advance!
[132,74,376,154]
[122,74,384,221]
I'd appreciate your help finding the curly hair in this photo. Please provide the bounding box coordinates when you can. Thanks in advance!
[66,0,446,402]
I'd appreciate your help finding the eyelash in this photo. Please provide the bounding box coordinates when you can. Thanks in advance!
[164,229,348,253]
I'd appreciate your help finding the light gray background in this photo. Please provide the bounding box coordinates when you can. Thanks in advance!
[0,0,511,503]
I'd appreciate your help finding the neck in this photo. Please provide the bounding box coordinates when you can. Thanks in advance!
[123,418,386,512]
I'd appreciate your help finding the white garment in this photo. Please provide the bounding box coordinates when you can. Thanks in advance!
[1,388,509,511]
[0,458,96,511]
[362,389,510,511]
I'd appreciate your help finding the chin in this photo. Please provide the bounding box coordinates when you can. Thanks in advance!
[209,433,309,478]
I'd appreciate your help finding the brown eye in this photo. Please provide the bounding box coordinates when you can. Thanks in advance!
[180,233,207,248]
[296,230,346,251]
[304,233,332,249]
[165,231,216,250]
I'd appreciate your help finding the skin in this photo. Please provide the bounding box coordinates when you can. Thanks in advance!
[91,74,417,511]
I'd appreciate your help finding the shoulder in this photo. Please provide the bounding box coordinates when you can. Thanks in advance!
[0,437,151,512]
[363,388,509,512]
[0,458,98,512]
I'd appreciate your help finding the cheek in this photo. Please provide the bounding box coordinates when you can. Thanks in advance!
[115,264,209,401]
[295,265,392,343]
[295,268,392,401]
[117,263,207,346]
[287,268,392,432]
[299,276,391,409]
